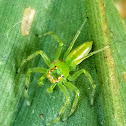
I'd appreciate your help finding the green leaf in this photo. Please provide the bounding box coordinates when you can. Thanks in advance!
[0,0,126,126]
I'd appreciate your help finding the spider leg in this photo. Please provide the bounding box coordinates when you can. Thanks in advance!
[77,45,110,62]
[68,69,96,105]
[46,82,70,126]
[63,18,87,61]
[39,31,63,62]
[47,83,57,93]
[18,50,51,73]
[25,67,48,106]
[38,73,47,85]
[63,81,80,120]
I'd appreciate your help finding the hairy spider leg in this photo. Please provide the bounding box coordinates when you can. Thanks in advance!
[18,50,50,105]
[46,82,70,126]
[25,67,48,106]
[18,50,51,73]
[63,18,87,61]
[63,81,80,120]
[39,31,63,62]
[38,73,47,85]
[68,69,96,105]
[47,83,57,93]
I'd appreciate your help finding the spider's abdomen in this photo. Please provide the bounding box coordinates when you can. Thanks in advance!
[47,62,69,83]
[65,42,93,69]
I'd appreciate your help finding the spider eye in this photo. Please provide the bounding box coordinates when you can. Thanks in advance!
[55,66,58,69]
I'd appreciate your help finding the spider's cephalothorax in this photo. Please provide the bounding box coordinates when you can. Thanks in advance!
[47,62,69,83]
[19,18,109,126]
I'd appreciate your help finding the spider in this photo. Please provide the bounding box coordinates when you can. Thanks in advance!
[18,18,109,125]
